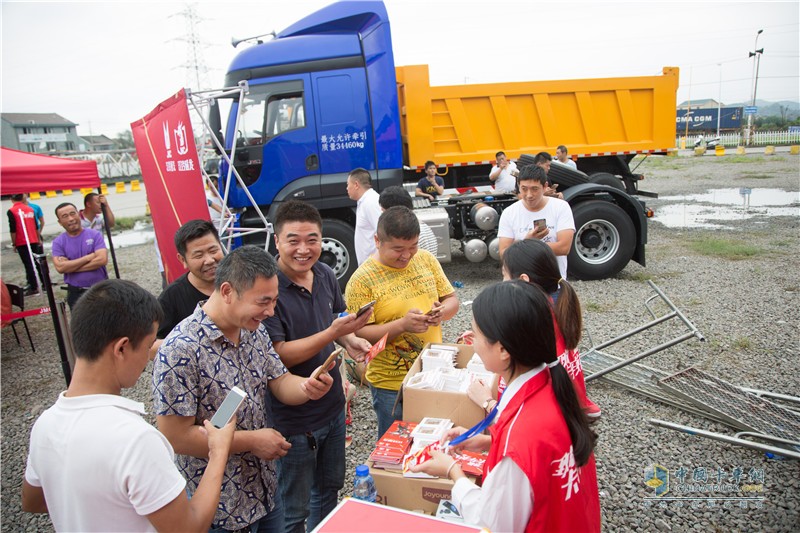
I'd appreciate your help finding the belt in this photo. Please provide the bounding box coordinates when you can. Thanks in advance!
[66,285,90,292]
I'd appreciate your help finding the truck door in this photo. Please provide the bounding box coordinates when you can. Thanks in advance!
[311,69,372,205]
[225,76,319,208]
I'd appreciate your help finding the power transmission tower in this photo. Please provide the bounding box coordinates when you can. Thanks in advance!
[169,3,212,91]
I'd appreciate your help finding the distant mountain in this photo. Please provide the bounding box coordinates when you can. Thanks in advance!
[729,99,799,118]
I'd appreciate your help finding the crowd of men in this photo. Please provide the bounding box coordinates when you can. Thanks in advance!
[19,147,579,532]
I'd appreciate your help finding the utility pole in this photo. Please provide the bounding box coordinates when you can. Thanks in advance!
[746,29,764,145]
[716,64,721,138]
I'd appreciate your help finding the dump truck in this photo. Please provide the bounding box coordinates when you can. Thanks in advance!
[210,0,679,286]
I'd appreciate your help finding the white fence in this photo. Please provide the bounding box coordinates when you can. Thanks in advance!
[677,130,800,148]
[60,150,141,180]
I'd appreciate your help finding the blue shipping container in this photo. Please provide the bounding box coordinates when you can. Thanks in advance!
[676,107,743,132]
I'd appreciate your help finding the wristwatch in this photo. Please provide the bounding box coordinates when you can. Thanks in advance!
[481,398,495,412]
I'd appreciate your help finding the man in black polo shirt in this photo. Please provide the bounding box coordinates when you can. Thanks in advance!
[263,200,372,533]
[149,220,224,359]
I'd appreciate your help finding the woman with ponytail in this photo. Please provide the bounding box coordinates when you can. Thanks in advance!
[466,239,601,420]
[501,238,600,419]
[410,281,600,532]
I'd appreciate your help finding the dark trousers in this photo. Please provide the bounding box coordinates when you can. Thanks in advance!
[16,243,43,289]
[66,285,89,309]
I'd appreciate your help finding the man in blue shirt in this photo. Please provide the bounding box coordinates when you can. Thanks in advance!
[415,160,445,200]
[263,200,372,533]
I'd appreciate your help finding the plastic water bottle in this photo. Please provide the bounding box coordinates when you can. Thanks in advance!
[352,464,377,502]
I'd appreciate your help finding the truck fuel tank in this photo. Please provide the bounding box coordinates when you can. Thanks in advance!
[470,202,499,230]
[464,238,489,263]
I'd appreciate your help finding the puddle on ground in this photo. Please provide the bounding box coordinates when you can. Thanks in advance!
[110,220,155,249]
[654,188,799,229]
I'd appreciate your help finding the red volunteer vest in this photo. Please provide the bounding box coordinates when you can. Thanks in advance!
[485,369,601,533]
[9,203,40,247]
[553,320,590,410]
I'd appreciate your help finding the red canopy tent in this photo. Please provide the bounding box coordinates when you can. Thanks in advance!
[0,147,100,195]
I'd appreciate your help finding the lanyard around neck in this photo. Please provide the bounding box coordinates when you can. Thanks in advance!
[448,403,499,447]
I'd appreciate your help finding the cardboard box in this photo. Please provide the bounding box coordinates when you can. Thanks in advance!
[368,461,461,515]
[402,343,498,428]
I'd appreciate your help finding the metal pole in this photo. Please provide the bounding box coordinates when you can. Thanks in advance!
[590,312,676,352]
[683,67,692,144]
[98,187,120,279]
[716,64,722,138]
[35,255,72,386]
[753,51,763,113]
[585,331,698,382]
[746,29,763,145]
[649,418,800,460]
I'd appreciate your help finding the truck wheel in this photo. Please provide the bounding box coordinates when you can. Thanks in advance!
[589,172,625,191]
[568,200,635,280]
[321,219,357,291]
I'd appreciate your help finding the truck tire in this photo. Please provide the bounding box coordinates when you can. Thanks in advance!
[568,200,635,280]
[517,154,589,190]
[321,219,357,291]
[589,172,625,191]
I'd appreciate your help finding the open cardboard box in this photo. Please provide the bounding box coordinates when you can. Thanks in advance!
[368,461,460,515]
[402,343,499,428]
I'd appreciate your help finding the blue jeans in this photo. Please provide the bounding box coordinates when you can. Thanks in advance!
[277,410,346,533]
[208,496,284,533]
[369,385,403,440]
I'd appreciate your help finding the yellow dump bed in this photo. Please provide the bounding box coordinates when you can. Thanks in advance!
[397,65,679,169]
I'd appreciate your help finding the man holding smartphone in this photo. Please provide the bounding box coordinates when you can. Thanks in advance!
[153,246,335,533]
[263,200,372,533]
[497,165,575,279]
[488,151,519,193]
[345,206,459,439]
[23,280,236,532]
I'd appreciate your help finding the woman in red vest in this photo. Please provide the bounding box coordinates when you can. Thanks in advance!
[502,239,601,420]
[410,280,601,532]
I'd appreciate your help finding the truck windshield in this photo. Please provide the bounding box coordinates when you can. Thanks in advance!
[233,83,305,147]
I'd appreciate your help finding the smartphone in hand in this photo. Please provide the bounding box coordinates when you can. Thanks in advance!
[210,386,247,429]
[356,300,377,318]
[310,347,344,381]
[534,219,547,231]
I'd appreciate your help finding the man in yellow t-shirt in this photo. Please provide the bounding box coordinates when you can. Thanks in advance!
[345,206,459,439]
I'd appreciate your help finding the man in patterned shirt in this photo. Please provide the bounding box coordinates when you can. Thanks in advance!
[345,206,459,438]
[153,245,335,533]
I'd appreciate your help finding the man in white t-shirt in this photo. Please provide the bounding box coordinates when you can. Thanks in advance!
[347,167,383,265]
[556,145,577,169]
[22,279,234,533]
[498,165,575,278]
[488,151,519,193]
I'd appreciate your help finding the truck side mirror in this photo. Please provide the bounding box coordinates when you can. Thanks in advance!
[208,102,225,154]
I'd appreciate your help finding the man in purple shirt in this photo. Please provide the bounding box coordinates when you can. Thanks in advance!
[51,202,108,309]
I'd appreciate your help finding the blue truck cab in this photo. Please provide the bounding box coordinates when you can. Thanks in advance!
[216,1,403,285]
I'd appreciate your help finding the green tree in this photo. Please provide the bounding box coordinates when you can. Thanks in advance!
[114,130,135,149]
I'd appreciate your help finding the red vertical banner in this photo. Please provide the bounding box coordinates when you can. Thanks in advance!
[131,89,210,284]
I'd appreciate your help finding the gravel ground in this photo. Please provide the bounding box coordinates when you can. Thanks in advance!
[2,153,798,532]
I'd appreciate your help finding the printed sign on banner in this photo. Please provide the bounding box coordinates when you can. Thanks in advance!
[131,90,210,283]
